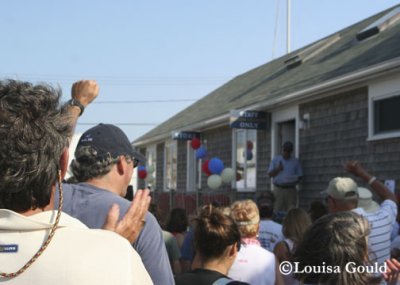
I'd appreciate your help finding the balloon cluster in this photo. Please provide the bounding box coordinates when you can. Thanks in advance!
[190,138,235,190]
[137,164,155,184]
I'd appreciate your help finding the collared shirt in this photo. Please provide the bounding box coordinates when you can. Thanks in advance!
[56,183,174,285]
[0,209,152,285]
[268,155,303,186]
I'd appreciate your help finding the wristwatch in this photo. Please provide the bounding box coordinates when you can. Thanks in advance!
[68,98,85,116]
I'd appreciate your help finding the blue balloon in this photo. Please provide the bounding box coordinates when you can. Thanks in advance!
[196,146,207,159]
[137,165,146,172]
[208,157,224,174]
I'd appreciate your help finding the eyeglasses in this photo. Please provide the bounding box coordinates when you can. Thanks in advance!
[125,156,139,168]
[133,158,139,168]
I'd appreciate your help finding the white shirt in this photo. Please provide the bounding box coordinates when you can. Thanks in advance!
[258,219,284,252]
[353,199,398,265]
[228,239,276,285]
[0,209,153,285]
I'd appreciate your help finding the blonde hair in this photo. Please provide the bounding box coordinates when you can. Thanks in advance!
[282,208,312,246]
[230,200,260,237]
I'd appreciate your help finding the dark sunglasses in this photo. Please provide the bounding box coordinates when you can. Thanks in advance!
[125,156,139,168]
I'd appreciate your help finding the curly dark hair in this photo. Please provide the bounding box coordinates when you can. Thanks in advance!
[0,80,72,212]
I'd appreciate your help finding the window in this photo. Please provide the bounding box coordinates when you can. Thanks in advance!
[145,145,157,189]
[186,141,201,192]
[164,140,177,191]
[373,95,400,134]
[233,129,257,192]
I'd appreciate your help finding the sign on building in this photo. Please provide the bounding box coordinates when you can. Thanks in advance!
[172,131,200,140]
[230,110,269,130]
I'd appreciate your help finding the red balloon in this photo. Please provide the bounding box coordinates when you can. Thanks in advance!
[202,160,212,176]
[247,140,254,150]
[191,137,201,149]
[138,170,147,179]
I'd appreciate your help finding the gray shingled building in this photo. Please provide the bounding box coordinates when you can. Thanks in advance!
[133,5,400,215]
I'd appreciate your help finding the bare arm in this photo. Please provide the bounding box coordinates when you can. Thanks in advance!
[275,256,284,285]
[67,80,99,133]
[273,241,290,264]
[345,161,397,203]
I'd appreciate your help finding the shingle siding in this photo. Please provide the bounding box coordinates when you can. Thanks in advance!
[156,143,164,191]
[299,87,400,207]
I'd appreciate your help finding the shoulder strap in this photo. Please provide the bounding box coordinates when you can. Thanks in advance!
[212,277,233,285]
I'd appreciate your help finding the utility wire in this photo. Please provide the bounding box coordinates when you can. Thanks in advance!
[1,73,231,86]
[92,99,197,104]
[77,123,158,126]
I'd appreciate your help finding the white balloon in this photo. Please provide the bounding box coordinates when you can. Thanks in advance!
[145,175,155,183]
[221,168,235,184]
[147,165,155,174]
[207,174,222,190]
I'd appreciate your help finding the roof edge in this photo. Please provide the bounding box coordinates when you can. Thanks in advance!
[134,56,400,147]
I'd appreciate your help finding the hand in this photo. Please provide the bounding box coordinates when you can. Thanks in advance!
[344,160,367,178]
[383,258,400,285]
[103,189,151,243]
[71,80,99,107]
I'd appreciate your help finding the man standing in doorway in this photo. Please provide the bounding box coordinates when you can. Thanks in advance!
[268,141,303,212]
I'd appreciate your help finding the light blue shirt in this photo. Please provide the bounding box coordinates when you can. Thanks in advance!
[268,155,303,186]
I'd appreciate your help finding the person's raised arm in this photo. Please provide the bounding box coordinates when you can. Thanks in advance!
[67,80,99,133]
[345,161,397,203]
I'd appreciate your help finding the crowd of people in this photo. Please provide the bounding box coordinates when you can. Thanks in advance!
[1,78,400,285]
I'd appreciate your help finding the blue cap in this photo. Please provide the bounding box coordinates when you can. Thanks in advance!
[76,123,145,162]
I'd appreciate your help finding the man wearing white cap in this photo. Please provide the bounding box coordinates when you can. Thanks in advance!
[323,161,397,265]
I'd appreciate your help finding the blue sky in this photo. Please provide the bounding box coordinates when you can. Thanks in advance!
[1,1,399,140]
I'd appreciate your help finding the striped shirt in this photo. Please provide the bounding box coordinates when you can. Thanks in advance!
[353,199,397,265]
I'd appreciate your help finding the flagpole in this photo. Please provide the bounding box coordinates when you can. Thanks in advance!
[287,0,291,53]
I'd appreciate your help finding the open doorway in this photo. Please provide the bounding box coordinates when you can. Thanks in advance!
[275,119,296,155]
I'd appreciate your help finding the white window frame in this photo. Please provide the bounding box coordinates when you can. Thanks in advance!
[186,141,200,192]
[145,145,157,189]
[163,140,177,192]
[232,129,257,192]
[368,75,400,141]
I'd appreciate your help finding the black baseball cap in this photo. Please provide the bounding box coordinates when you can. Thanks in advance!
[75,123,145,162]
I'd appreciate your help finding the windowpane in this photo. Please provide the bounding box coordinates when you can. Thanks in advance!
[146,146,157,189]
[235,130,245,188]
[234,129,257,191]
[246,131,257,188]
[165,141,177,191]
[374,95,400,134]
